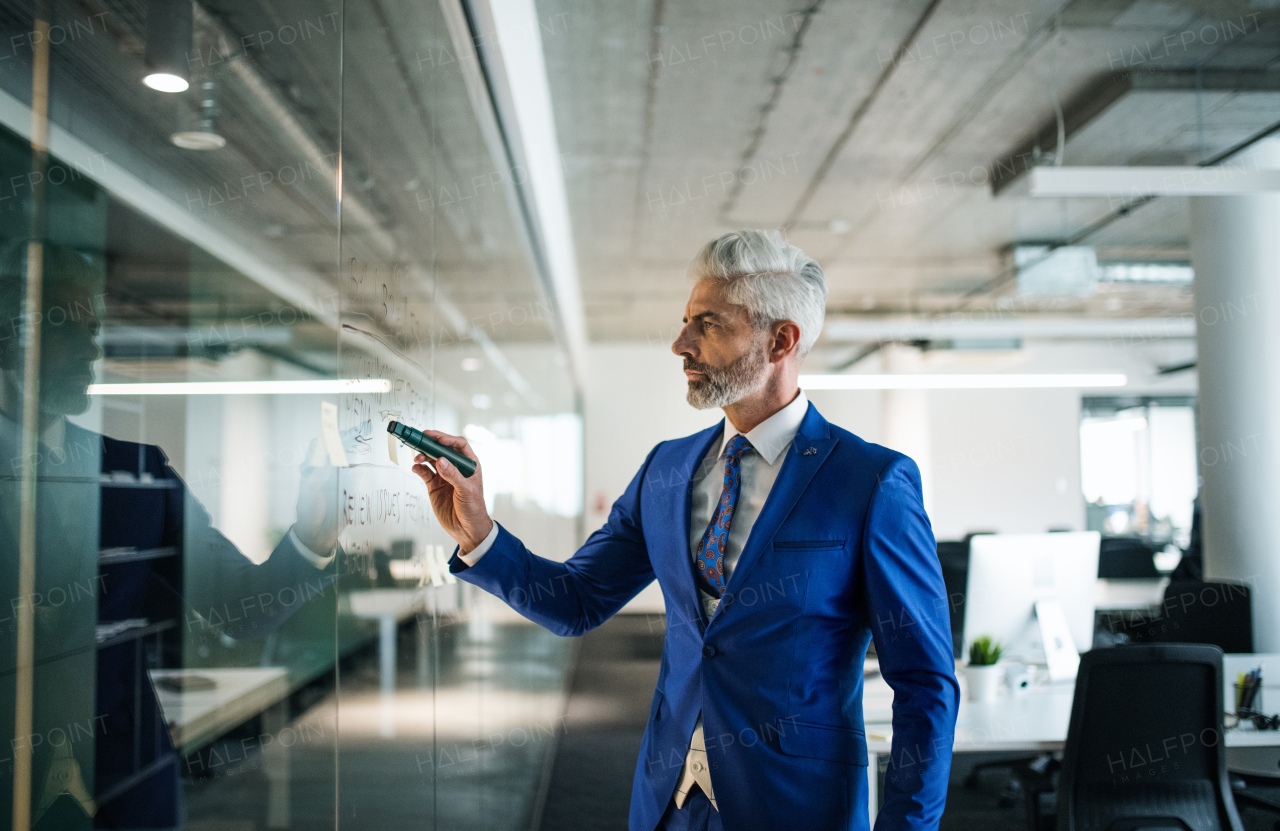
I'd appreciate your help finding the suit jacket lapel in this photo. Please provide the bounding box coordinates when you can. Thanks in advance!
[713,401,837,618]
[666,418,724,626]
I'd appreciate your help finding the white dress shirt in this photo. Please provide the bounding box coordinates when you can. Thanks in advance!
[458,388,811,812]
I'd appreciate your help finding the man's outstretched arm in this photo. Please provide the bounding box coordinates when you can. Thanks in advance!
[418,430,660,637]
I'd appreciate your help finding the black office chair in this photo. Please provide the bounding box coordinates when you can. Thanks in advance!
[936,540,968,659]
[1133,581,1254,654]
[1230,774,1280,831]
[1024,644,1243,831]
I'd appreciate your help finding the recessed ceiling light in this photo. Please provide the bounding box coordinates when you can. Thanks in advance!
[461,357,483,371]
[143,73,188,93]
[828,219,851,234]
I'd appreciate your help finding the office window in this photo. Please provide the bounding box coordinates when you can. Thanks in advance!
[1081,397,1198,547]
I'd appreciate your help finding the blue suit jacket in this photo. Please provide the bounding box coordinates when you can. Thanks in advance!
[449,400,959,831]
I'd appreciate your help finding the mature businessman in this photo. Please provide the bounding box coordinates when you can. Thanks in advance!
[416,230,959,831]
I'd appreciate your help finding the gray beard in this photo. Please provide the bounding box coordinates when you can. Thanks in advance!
[686,340,770,409]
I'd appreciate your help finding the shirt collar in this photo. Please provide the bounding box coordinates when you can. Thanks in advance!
[718,388,808,466]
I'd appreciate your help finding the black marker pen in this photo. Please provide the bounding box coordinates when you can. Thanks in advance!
[387,421,478,478]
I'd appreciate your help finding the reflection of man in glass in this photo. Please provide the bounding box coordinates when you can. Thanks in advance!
[0,241,341,829]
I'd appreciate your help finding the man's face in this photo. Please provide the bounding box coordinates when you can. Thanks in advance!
[671,280,771,409]
[36,278,102,415]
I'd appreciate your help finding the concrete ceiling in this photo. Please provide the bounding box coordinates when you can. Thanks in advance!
[535,0,1280,358]
[2,0,1276,390]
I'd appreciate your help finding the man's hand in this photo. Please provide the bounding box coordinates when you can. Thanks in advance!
[294,440,341,555]
[411,430,493,553]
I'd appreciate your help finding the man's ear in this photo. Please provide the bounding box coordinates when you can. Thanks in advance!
[770,321,801,361]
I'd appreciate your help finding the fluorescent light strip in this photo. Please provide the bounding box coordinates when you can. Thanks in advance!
[88,379,392,395]
[800,374,1127,390]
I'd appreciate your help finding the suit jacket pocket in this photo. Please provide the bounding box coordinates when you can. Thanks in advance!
[776,718,868,766]
[772,540,846,551]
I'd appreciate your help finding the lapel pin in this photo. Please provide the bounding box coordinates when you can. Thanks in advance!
[802,447,817,456]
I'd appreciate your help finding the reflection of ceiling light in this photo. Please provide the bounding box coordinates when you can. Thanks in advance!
[801,373,1127,389]
[828,219,851,234]
[171,80,225,149]
[88,379,391,395]
[461,357,484,371]
[471,393,492,409]
[144,73,188,93]
[171,129,224,149]
[143,0,191,93]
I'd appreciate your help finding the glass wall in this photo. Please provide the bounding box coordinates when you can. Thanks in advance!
[0,0,581,828]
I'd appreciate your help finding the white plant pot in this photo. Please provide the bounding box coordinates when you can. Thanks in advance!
[966,663,1002,702]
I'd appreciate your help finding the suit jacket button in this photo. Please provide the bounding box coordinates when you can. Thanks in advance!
[702,644,717,658]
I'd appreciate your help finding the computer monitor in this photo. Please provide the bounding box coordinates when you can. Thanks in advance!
[962,531,1101,667]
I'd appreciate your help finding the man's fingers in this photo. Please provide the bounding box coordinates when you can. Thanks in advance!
[412,462,439,489]
[423,430,479,463]
[434,456,465,484]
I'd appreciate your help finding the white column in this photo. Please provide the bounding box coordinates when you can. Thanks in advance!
[1189,139,1280,651]
[880,343,934,515]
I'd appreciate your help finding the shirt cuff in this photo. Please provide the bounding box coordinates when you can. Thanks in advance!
[457,522,499,566]
[289,526,337,570]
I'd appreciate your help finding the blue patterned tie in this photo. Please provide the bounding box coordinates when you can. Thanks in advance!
[694,434,755,598]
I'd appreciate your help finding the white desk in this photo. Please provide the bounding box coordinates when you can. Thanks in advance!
[150,667,292,828]
[862,653,1280,824]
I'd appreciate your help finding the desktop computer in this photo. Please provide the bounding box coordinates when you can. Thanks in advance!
[962,532,1101,679]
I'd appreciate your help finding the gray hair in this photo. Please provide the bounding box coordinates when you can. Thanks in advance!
[688,229,827,361]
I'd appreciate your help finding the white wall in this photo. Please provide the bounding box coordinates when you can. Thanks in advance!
[583,339,1197,611]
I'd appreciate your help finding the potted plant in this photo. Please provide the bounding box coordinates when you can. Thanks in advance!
[965,636,1003,702]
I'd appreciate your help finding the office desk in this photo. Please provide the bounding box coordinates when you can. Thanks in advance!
[862,653,1280,824]
[151,667,292,828]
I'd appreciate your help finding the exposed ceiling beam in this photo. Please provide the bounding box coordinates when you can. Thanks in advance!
[991,69,1280,194]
